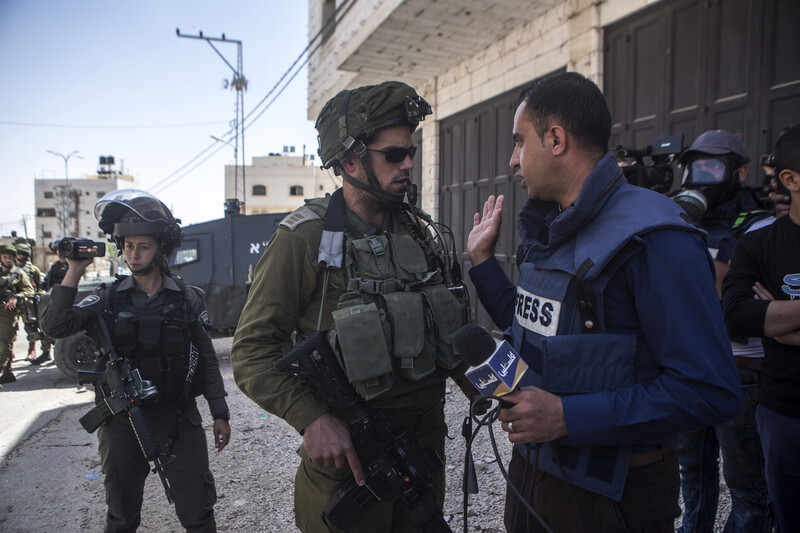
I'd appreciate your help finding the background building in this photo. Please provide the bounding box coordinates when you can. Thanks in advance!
[34,156,137,274]
[224,147,341,215]
[307,0,800,330]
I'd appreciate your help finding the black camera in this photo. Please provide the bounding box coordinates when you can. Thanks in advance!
[616,134,684,193]
[56,237,106,259]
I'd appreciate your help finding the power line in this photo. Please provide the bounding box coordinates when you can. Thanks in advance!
[0,120,228,129]
[150,0,358,195]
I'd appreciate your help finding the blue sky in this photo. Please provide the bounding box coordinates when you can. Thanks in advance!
[0,1,319,238]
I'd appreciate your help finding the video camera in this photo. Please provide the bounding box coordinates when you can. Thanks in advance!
[616,134,684,194]
[56,237,106,259]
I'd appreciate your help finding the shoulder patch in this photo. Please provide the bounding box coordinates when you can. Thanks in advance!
[280,205,322,231]
[76,294,101,308]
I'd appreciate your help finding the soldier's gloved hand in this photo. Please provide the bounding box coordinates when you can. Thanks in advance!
[303,412,365,486]
[213,418,231,452]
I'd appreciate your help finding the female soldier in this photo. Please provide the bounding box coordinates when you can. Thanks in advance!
[42,189,231,533]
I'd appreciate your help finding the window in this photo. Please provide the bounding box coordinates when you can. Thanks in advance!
[322,0,336,44]
[97,191,106,198]
[37,208,56,217]
[43,231,52,239]
[252,185,267,196]
[172,240,199,266]
[319,185,324,191]
[44,191,54,199]
[290,185,304,196]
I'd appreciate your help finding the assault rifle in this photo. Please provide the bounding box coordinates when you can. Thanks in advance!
[275,331,452,533]
[77,311,174,504]
[19,294,44,341]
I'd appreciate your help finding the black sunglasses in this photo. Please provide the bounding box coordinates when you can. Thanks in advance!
[366,145,417,163]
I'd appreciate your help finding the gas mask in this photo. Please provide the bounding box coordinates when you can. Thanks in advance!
[673,156,740,224]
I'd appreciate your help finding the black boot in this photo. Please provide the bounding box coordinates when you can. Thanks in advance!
[29,350,52,366]
[0,363,15,384]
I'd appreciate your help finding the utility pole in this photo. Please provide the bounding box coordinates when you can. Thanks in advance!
[20,214,30,241]
[176,28,248,213]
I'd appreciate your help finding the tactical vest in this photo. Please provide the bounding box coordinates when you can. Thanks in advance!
[20,263,37,291]
[1,267,21,304]
[511,184,702,500]
[104,276,200,407]
[282,196,466,401]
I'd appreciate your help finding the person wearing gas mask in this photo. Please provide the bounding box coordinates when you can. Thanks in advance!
[723,123,800,533]
[231,81,473,532]
[41,190,231,533]
[675,130,773,533]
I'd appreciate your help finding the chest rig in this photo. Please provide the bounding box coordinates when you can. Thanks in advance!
[1,267,20,304]
[302,190,467,401]
[105,276,200,407]
[512,181,702,500]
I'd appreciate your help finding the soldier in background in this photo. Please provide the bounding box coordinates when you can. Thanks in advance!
[0,244,34,384]
[13,243,51,365]
[44,245,69,290]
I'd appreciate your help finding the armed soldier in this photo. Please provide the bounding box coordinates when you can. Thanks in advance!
[232,81,474,532]
[13,243,51,365]
[44,249,69,290]
[41,190,231,532]
[0,243,34,384]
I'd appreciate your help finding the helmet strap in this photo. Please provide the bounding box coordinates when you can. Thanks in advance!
[341,161,406,208]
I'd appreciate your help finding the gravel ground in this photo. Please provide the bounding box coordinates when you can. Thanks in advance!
[0,336,732,532]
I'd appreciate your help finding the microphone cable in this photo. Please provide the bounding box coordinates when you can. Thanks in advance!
[461,395,553,533]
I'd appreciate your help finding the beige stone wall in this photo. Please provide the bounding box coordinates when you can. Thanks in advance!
[308,0,666,216]
[225,155,341,214]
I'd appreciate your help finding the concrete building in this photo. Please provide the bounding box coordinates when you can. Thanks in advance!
[33,156,137,273]
[224,149,341,215]
[307,0,800,328]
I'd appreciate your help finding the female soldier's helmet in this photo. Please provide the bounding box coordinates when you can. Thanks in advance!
[95,189,183,259]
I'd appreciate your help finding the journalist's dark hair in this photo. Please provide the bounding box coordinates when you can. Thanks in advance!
[773,124,800,175]
[519,72,611,158]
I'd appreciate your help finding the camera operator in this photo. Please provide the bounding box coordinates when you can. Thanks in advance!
[675,130,772,533]
[41,190,231,532]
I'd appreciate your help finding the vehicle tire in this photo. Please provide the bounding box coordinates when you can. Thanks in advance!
[54,333,97,380]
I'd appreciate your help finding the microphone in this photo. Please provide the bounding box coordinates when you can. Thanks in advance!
[454,324,528,399]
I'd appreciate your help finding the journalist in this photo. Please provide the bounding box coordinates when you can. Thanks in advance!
[467,72,742,532]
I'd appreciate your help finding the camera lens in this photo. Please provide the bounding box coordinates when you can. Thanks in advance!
[56,239,74,257]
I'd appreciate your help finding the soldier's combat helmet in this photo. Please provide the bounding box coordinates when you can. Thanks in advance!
[95,189,183,275]
[315,81,431,205]
[0,243,16,256]
[14,243,31,257]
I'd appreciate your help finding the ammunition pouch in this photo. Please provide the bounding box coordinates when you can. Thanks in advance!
[331,232,464,400]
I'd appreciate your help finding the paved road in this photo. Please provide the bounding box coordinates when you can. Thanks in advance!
[0,326,94,460]
[0,324,736,532]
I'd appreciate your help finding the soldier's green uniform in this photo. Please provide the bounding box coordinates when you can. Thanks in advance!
[232,82,469,532]
[0,244,34,380]
[14,243,50,363]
